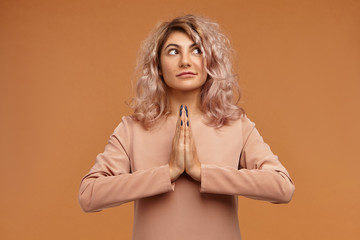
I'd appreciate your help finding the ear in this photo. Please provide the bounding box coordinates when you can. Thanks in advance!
[158,68,162,76]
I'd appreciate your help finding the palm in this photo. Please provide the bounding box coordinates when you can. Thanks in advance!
[169,105,201,182]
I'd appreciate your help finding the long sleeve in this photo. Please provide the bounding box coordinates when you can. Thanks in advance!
[78,118,174,213]
[200,117,295,204]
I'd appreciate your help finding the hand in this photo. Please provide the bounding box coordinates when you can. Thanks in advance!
[184,106,201,182]
[169,105,186,182]
[169,105,201,182]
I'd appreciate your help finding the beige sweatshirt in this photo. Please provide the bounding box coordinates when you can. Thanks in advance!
[79,114,295,240]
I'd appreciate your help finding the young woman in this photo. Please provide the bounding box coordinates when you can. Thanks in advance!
[79,14,295,240]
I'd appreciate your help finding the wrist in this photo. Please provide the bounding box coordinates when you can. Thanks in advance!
[169,167,182,182]
[187,165,201,182]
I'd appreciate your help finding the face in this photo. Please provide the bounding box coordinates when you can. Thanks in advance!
[159,31,207,93]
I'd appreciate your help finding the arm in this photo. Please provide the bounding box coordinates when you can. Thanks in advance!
[200,118,295,204]
[78,119,174,213]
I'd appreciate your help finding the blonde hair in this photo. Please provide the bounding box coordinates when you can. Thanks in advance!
[131,14,244,128]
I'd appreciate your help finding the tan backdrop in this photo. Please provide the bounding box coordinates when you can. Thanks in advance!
[1,0,359,239]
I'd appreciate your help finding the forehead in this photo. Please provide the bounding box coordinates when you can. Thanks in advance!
[163,31,195,47]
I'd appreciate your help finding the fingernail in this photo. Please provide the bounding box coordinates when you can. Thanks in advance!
[179,105,183,116]
[181,120,183,126]
[186,120,189,127]
[185,106,188,117]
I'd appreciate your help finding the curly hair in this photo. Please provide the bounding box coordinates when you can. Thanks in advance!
[131,14,244,128]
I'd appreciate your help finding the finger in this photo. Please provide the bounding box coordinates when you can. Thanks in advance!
[187,121,197,153]
[184,105,191,128]
[184,113,197,160]
[185,117,191,155]
[183,105,190,154]
[179,106,186,146]
[184,105,191,140]
[174,105,183,143]
[179,105,186,144]
[176,104,183,130]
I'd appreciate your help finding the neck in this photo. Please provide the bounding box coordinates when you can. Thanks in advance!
[167,88,203,117]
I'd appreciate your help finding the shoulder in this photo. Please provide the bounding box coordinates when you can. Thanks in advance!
[114,115,142,129]
[110,116,144,150]
[113,115,152,137]
[223,113,256,142]
[240,113,256,130]
[226,113,256,131]
[240,114,257,142]
[119,115,136,127]
[112,115,137,137]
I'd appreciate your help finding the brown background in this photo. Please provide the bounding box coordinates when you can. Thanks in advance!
[1,0,359,239]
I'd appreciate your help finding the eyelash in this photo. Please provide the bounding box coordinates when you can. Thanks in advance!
[168,47,202,55]
[193,48,202,54]
[168,49,178,55]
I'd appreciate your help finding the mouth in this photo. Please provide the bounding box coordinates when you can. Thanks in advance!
[176,71,197,77]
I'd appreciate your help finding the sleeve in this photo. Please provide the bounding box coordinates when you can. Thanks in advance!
[78,118,175,213]
[200,117,295,204]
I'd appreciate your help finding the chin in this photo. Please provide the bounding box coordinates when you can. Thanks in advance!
[167,80,205,92]
[172,84,203,92]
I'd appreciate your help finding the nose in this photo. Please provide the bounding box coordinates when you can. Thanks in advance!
[179,52,191,68]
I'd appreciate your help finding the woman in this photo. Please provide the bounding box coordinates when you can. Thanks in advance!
[79,14,295,239]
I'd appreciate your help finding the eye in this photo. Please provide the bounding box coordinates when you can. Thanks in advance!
[192,47,202,55]
[168,49,178,55]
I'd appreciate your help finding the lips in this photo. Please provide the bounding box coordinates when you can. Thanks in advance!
[176,71,197,77]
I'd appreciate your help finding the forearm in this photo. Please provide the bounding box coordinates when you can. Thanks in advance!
[200,165,294,203]
[79,164,174,212]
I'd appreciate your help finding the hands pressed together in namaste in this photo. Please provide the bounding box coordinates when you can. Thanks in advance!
[169,105,202,182]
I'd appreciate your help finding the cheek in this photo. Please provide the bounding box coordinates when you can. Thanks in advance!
[160,60,173,76]
[159,63,174,86]
[194,57,204,68]
[195,58,206,76]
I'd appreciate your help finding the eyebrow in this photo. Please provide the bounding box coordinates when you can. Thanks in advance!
[164,43,198,50]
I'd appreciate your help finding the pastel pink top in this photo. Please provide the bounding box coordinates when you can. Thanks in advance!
[79,114,295,240]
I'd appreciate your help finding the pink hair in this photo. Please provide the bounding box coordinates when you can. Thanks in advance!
[131,14,244,128]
